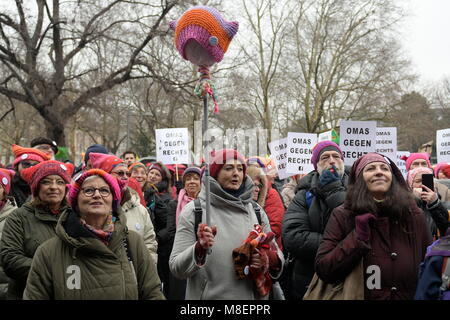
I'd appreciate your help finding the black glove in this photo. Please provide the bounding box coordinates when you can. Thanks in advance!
[319,165,340,187]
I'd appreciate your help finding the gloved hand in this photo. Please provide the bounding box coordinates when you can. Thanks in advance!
[175,180,183,193]
[194,223,217,262]
[355,213,376,241]
[319,165,340,187]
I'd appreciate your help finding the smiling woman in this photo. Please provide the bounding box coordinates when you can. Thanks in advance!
[0,160,73,300]
[22,169,165,300]
[315,153,432,300]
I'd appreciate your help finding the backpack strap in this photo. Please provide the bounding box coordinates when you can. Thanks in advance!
[193,199,203,240]
[251,201,262,225]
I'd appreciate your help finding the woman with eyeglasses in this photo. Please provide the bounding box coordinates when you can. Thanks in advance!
[247,165,285,251]
[0,160,73,299]
[9,144,51,207]
[22,169,165,300]
[88,153,158,264]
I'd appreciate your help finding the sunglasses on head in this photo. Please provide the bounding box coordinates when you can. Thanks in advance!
[21,161,37,169]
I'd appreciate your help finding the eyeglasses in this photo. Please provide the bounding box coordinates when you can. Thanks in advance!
[81,187,111,197]
[112,171,131,178]
[21,161,37,169]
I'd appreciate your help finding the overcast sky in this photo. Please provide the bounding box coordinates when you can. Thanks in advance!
[399,0,450,83]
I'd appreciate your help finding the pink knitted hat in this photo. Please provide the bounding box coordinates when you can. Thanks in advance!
[434,162,450,178]
[89,152,124,174]
[21,160,74,196]
[68,169,122,212]
[407,167,434,188]
[12,144,51,167]
[400,153,431,171]
[0,168,15,195]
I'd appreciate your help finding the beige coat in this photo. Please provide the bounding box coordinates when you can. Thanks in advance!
[122,187,158,264]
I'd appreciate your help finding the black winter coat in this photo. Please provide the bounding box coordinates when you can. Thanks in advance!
[282,170,348,299]
[417,199,449,239]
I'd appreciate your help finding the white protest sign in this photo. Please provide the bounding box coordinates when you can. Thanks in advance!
[318,130,332,142]
[396,151,410,179]
[286,132,317,174]
[269,138,291,180]
[375,127,397,161]
[340,120,377,166]
[155,128,190,164]
[437,128,450,163]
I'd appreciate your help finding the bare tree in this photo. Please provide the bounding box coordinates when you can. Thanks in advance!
[0,0,176,146]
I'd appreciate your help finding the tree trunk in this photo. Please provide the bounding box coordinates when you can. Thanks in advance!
[45,118,67,146]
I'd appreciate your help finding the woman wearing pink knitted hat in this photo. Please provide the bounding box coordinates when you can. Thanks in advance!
[315,153,431,300]
[0,160,72,299]
[170,149,284,300]
[23,169,165,300]
[10,144,51,207]
[407,167,449,239]
[88,153,158,265]
[0,168,17,299]
[401,153,450,202]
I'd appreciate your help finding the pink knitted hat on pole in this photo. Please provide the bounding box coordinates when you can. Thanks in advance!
[400,153,431,171]
[68,169,122,211]
[169,6,239,64]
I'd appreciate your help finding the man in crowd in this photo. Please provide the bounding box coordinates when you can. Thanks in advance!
[282,141,348,300]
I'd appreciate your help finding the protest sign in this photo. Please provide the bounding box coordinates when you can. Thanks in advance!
[318,129,339,144]
[269,138,291,180]
[437,128,450,163]
[286,132,317,175]
[375,127,397,161]
[396,151,410,179]
[340,120,377,166]
[155,128,190,164]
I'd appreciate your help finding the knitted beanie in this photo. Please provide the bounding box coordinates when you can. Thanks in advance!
[128,162,147,173]
[169,6,239,64]
[20,160,74,196]
[89,152,124,174]
[353,153,390,178]
[310,141,344,170]
[30,137,58,154]
[182,167,202,183]
[68,169,122,212]
[12,144,51,167]
[434,162,450,178]
[407,167,434,188]
[209,149,246,179]
[0,168,15,195]
[441,164,450,179]
[400,153,431,172]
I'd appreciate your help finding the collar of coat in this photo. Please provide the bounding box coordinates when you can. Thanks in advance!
[55,206,128,257]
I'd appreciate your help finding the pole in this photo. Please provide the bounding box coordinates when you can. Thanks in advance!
[202,95,212,228]
[126,108,130,150]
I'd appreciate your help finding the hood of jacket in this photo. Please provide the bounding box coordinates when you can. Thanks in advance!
[198,175,254,212]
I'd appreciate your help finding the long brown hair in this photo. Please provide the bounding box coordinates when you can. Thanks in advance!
[344,156,415,229]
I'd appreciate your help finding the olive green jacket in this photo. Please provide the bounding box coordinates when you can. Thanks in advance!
[0,202,63,299]
[23,207,165,300]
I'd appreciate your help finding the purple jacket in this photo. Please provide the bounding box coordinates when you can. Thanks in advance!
[315,203,432,300]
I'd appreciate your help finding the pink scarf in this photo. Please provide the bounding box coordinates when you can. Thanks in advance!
[176,189,195,227]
